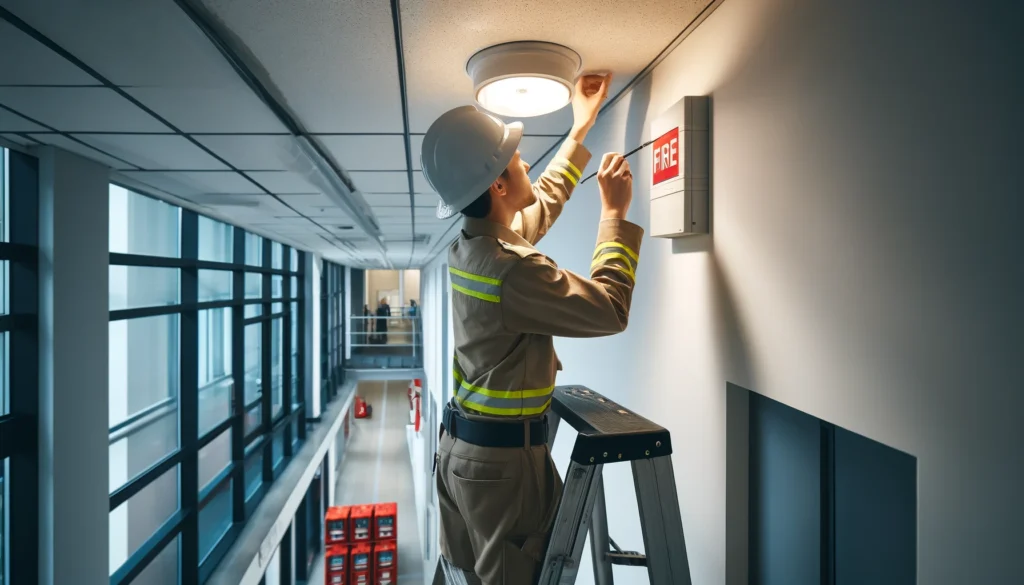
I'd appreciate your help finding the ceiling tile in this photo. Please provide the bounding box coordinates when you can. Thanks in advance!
[74,134,229,171]
[0,20,98,85]
[1,133,35,147]
[1,0,254,88]
[126,88,288,134]
[0,87,168,132]
[201,0,404,133]
[0,108,46,132]
[351,172,410,194]
[367,193,412,207]
[118,170,260,195]
[244,171,319,194]
[28,133,136,170]
[193,135,298,171]
[277,193,336,209]
[318,135,409,171]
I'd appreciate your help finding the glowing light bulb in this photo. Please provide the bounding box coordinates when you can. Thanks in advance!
[476,76,571,118]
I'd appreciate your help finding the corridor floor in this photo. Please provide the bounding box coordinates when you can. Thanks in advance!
[309,379,431,585]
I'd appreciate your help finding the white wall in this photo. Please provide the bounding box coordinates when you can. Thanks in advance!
[420,0,1024,583]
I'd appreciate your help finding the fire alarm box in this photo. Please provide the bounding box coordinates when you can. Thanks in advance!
[649,95,710,238]
[373,502,397,540]
[325,545,348,585]
[350,505,374,542]
[350,543,373,585]
[373,541,397,585]
[326,506,351,545]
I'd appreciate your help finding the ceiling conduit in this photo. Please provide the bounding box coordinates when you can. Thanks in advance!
[173,0,392,268]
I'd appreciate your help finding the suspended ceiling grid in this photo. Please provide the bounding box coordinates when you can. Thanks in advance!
[0,0,714,268]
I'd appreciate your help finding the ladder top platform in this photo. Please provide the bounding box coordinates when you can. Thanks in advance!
[551,385,672,465]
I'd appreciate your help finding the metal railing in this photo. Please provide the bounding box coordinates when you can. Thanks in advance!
[349,313,422,351]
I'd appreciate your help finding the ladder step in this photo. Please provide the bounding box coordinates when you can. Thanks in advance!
[607,552,647,567]
[551,386,672,464]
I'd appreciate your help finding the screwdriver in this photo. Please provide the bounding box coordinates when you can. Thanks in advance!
[578,138,657,184]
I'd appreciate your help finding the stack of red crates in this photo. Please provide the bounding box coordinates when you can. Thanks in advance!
[324,502,398,585]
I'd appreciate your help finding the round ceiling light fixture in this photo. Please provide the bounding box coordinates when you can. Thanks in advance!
[466,41,582,118]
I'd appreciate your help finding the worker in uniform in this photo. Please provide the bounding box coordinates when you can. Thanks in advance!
[421,73,643,585]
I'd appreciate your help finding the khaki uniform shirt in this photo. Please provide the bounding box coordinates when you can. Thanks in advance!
[447,138,644,421]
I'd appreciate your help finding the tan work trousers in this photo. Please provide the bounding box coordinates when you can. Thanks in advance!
[433,431,563,585]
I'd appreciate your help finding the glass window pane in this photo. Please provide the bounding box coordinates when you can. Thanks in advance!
[272,275,283,299]
[273,427,285,469]
[271,318,283,419]
[291,276,298,299]
[291,417,302,451]
[198,428,231,491]
[131,533,179,585]
[109,464,179,576]
[290,249,298,272]
[199,270,232,302]
[244,303,261,318]
[272,242,283,269]
[199,479,233,563]
[244,233,262,266]
[198,215,233,263]
[245,449,263,500]
[245,403,262,437]
[109,185,180,257]
[108,314,180,429]
[272,302,283,314]
[244,323,261,405]
[199,373,232,437]
[109,266,179,311]
[108,406,178,493]
[245,273,262,299]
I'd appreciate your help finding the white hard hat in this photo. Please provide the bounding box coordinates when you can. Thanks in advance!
[420,105,523,219]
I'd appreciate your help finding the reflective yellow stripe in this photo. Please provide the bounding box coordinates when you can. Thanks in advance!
[591,252,637,281]
[453,367,553,399]
[556,157,582,180]
[449,267,501,286]
[554,166,578,186]
[592,241,638,262]
[456,395,553,417]
[451,282,500,303]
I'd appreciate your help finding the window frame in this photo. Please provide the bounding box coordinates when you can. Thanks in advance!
[106,184,307,585]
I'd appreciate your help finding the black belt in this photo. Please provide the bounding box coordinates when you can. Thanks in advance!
[441,402,549,449]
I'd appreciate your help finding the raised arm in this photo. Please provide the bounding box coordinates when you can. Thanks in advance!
[510,74,612,246]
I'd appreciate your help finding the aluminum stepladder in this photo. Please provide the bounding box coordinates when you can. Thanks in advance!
[437,385,692,585]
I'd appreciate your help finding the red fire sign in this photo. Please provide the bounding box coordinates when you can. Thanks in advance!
[652,128,679,185]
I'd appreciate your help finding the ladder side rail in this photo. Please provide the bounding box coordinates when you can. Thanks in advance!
[537,462,603,585]
[632,456,693,585]
[588,478,615,585]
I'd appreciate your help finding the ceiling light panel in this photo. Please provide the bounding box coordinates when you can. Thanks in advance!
[201,0,405,133]
[0,87,168,133]
[467,42,580,118]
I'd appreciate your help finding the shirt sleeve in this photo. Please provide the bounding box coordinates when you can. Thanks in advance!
[510,138,592,246]
[501,218,644,337]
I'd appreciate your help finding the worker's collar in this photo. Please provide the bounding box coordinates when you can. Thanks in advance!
[462,217,535,251]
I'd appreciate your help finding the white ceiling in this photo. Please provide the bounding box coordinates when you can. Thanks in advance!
[0,0,712,268]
